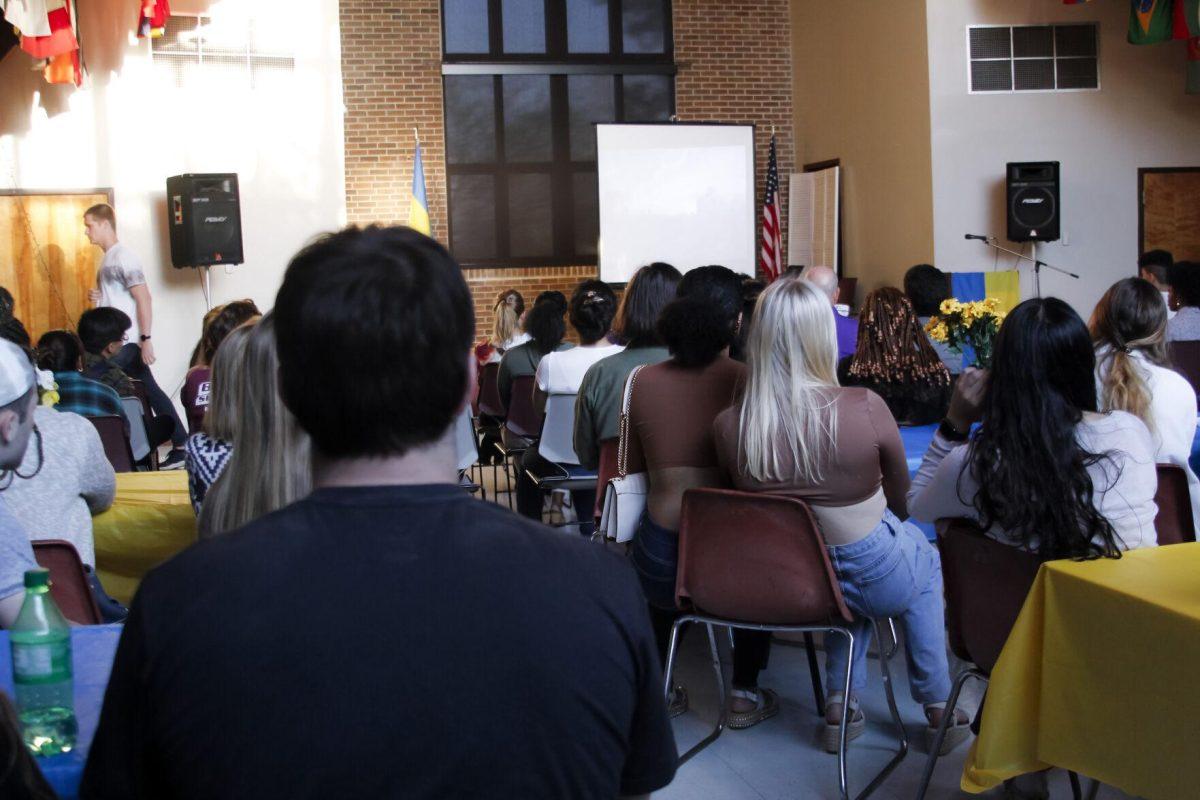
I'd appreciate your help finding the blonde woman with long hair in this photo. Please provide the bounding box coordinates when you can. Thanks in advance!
[1091,277,1200,528]
[197,313,312,538]
[713,278,967,755]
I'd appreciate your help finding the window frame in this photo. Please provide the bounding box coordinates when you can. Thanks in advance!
[441,0,676,269]
[966,23,1101,95]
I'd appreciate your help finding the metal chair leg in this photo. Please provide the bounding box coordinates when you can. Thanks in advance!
[677,623,728,766]
[834,628,855,800]
[803,632,825,716]
[1069,771,1083,800]
[915,666,984,800]
[853,620,908,799]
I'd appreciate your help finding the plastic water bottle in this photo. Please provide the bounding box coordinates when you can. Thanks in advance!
[9,568,77,756]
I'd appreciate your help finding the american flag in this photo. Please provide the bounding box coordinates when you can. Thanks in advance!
[760,135,783,283]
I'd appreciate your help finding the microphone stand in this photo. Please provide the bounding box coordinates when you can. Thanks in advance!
[969,236,1079,298]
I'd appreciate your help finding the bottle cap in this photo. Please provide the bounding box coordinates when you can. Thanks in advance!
[24,568,50,589]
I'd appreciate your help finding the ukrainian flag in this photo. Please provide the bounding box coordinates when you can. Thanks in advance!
[950,270,1021,313]
[408,139,431,236]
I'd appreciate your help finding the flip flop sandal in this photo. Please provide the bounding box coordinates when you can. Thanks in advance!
[925,706,972,755]
[727,688,779,730]
[821,693,866,754]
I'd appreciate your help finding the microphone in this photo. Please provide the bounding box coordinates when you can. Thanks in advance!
[964,233,990,241]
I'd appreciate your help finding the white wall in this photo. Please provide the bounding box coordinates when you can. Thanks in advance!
[928,0,1200,317]
[0,0,345,409]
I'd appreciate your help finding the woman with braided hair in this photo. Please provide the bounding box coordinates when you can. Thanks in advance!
[839,287,951,425]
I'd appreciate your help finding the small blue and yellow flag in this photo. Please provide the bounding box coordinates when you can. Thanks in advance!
[408,136,431,236]
[950,270,1021,313]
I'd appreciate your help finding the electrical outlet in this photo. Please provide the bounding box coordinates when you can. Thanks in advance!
[1061,231,1070,246]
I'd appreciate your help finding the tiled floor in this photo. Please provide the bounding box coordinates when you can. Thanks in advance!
[655,629,1136,800]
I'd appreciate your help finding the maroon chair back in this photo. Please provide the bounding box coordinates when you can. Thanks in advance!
[592,438,619,522]
[476,362,505,419]
[505,375,542,438]
[676,489,854,626]
[31,540,101,625]
[936,518,1042,674]
[127,379,154,421]
[88,415,135,473]
[1168,341,1200,396]
[1154,463,1197,545]
[838,277,858,310]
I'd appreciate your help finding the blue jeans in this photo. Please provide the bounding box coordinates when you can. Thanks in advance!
[113,343,185,447]
[824,509,951,706]
[630,512,679,611]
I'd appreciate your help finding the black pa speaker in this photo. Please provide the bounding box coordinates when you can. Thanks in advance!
[166,173,244,268]
[1006,162,1060,243]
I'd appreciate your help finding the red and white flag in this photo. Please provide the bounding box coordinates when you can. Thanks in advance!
[760,135,783,282]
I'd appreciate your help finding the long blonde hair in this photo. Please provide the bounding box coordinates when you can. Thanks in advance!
[737,278,840,483]
[202,323,251,442]
[198,313,312,538]
[491,303,519,347]
[1089,277,1169,433]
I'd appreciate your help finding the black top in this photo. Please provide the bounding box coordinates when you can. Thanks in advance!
[80,484,677,800]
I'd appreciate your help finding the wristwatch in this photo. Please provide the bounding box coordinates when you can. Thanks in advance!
[938,418,970,442]
[140,334,152,342]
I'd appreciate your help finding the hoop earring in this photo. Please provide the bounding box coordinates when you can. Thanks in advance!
[13,426,43,481]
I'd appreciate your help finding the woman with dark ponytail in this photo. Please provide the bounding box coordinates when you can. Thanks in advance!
[908,297,1158,559]
[625,265,776,729]
[1090,277,1200,529]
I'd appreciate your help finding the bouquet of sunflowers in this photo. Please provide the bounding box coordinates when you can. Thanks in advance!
[924,298,1006,369]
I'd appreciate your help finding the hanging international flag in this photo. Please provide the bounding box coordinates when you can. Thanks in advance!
[408,135,431,237]
[1174,0,1200,37]
[760,135,782,283]
[1129,0,1175,45]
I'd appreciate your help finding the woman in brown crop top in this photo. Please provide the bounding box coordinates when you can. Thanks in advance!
[714,278,968,755]
[626,266,777,731]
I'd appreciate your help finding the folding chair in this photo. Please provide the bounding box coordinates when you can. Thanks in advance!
[523,393,598,528]
[1154,463,1197,545]
[667,488,907,800]
[494,375,542,509]
[32,540,101,625]
[454,408,483,497]
[1168,340,1200,396]
[88,415,135,473]
[120,395,158,470]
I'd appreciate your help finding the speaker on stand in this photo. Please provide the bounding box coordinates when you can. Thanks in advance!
[166,173,245,310]
[1006,161,1061,297]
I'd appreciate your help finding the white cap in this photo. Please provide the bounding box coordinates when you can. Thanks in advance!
[0,340,35,407]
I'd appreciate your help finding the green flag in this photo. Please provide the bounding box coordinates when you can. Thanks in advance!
[1129,0,1175,44]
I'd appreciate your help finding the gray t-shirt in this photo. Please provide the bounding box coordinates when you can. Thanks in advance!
[98,242,148,342]
[0,495,37,602]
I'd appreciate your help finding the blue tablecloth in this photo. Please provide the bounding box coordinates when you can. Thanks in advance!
[0,624,122,800]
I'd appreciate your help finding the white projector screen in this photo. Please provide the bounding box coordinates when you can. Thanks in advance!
[596,124,756,283]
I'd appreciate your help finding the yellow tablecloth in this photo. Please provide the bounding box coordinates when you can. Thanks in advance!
[92,471,197,605]
[962,543,1200,799]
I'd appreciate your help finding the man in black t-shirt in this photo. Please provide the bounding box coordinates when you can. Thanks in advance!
[81,226,677,800]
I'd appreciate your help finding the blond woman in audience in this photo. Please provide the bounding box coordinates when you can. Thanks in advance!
[197,314,312,537]
[714,278,967,753]
[1091,277,1199,529]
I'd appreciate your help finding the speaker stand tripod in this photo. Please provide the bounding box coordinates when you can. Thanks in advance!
[971,237,1079,298]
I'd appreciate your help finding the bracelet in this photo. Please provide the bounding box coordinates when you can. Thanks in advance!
[140,334,152,342]
[938,418,970,442]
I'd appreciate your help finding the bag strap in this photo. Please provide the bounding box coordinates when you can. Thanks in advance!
[615,365,645,479]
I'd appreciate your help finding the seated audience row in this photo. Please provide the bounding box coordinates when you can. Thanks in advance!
[182,299,261,434]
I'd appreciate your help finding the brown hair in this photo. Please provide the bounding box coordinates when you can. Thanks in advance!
[83,203,116,232]
[199,300,260,366]
[1089,277,1168,431]
[848,287,950,387]
[0,692,57,800]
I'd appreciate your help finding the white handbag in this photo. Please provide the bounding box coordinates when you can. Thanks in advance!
[599,365,649,543]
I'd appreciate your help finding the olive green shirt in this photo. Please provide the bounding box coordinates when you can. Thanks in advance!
[573,346,670,470]
[498,341,572,411]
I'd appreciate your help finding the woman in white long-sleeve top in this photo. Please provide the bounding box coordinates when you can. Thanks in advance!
[1090,277,1200,532]
[908,297,1158,559]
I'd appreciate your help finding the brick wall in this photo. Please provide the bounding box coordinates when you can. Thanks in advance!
[339,0,793,340]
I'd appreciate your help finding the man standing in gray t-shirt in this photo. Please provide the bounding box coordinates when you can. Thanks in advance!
[0,340,42,626]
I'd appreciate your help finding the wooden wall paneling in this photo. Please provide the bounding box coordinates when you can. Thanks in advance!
[1141,169,1200,263]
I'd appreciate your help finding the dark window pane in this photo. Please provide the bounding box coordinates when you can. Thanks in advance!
[1055,24,1096,58]
[1012,26,1052,58]
[450,174,497,259]
[970,60,1012,92]
[969,27,1010,59]
[572,172,599,257]
[503,74,552,162]
[502,0,546,54]
[568,75,615,160]
[444,0,490,53]
[445,76,496,163]
[1056,57,1098,90]
[622,0,665,53]
[568,0,610,53]
[1014,58,1054,91]
[622,74,670,121]
[508,173,554,257]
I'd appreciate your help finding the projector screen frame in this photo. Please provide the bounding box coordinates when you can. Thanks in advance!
[594,120,758,285]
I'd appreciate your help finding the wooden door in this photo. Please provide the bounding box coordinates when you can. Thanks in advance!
[0,191,110,340]
[1140,168,1200,263]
